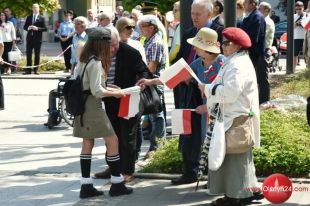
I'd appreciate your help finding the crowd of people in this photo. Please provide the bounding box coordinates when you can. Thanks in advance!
[1,0,309,205]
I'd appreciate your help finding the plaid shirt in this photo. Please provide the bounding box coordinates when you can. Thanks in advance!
[144,32,166,76]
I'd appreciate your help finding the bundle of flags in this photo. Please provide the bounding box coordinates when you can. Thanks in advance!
[118,86,141,119]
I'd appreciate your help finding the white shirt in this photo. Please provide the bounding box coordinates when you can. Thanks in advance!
[294,13,307,39]
[87,20,98,28]
[0,32,3,44]
[75,58,108,98]
[204,51,260,148]
[265,15,275,49]
[0,21,16,42]
[127,38,147,64]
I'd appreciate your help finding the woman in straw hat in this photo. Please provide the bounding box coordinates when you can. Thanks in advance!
[198,27,263,206]
[137,28,225,185]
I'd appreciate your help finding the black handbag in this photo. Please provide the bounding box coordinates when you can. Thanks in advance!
[139,85,163,115]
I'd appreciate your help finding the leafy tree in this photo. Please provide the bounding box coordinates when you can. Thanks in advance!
[0,0,60,18]
[122,0,178,14]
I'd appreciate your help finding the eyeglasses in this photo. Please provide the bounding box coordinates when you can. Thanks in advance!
[125,26,135,30]
[222,40,232,47]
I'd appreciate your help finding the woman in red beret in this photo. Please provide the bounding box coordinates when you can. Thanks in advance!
[198,27,263,206]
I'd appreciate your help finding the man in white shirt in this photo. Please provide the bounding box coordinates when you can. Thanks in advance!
[259,2,275,50]
[294,1,307,70]
[86,9,98,28]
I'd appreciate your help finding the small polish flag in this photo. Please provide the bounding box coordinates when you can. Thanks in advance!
[118,86,140,119]
[301,16,310,29]
[171,109,192,135]
[159,58,201,89]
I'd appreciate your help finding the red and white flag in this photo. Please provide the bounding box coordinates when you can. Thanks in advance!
[159,58,201,89]
[118,86,140,119]
[301,16,310,30]
[171,109,192,135]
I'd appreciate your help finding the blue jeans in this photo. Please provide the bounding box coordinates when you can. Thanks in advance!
[148,111,166,151]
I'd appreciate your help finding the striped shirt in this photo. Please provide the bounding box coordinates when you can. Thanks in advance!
[107,57,116,85]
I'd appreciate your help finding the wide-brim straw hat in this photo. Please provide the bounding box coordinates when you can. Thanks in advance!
[187,28,221,54]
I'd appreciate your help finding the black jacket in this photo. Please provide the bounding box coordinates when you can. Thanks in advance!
[23,14,47,42]
[104,42,149,115]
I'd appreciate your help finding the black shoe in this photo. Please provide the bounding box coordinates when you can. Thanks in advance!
[22,72,31,75]
[109,182,133,196]
[171,176,197,185]
[34,71,40,75]
[79,184,104,199]
[241,192,264,204]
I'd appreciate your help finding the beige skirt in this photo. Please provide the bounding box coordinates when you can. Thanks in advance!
[73,95,115,138]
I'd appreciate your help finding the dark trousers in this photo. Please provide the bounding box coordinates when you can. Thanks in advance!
[250,53,270,104]
[0,75,4,110]
[182,152,199,179]
[107,113,138,175]
[60,37,72,70]
[0,42,13,73]
[48,89,58,112]
[26,40,42,73]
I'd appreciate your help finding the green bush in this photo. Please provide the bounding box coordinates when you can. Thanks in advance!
[141,110,310,178]
[140,138,182,174]
[17,58,65,72]
[254,110,310,177]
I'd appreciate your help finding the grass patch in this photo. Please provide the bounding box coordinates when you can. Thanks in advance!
[271,68,310,99]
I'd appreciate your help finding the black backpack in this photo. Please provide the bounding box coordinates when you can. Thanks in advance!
[62,57,93,125]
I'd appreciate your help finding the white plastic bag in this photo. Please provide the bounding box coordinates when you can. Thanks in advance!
[208,113,226,171]
[8,47,22,61]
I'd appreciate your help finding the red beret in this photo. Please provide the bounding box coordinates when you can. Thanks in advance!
[222,27,252,49]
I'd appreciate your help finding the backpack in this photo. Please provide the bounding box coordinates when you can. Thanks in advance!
[62,57,94,125]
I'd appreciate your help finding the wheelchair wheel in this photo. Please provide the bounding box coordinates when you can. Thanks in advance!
[59,97,74,127]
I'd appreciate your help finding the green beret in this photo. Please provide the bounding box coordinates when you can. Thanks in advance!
[85,27,111,40]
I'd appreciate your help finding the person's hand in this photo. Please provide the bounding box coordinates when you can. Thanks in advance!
[27,25,33,30]
[195,105,208,115]
[112,89,125,98]
[136,78,153,90]
[32,26,38,31]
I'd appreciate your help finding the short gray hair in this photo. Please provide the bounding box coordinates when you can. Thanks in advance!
[97,11,114,22]
[259,2,271,13]
[74,16,88,28]
[192,0,213,13]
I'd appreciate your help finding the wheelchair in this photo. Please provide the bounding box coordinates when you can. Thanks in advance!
[44,78,74,129]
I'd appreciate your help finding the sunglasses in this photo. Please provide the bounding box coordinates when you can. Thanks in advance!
[125,25,135,30]
[222,40,232,47]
